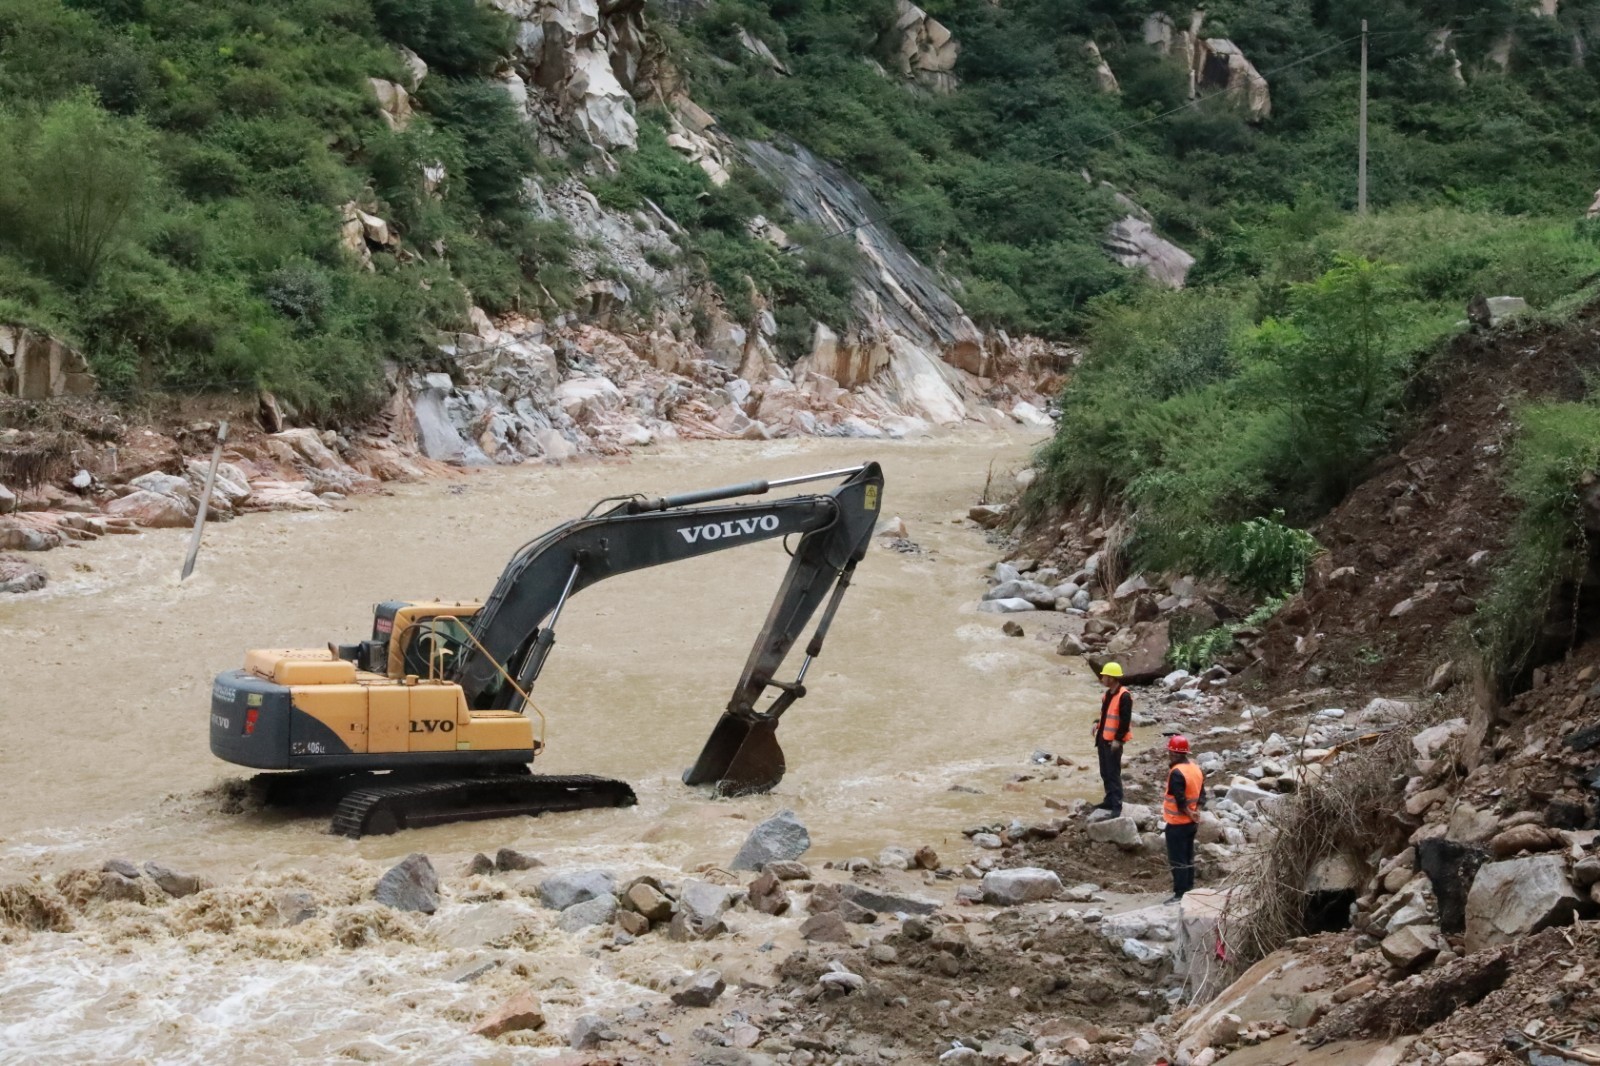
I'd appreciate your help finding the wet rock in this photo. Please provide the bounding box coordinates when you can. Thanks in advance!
[495,847,542,872]
[616,909,649,936]
[144,862,201,898]
[474,993,546,1039]
[839,899,877,924]
[557,892,618,932]
[977,597,1035,614]
[0,483,13,514]
[1466,853,1580,952]
[538,869,615,910]
[106,489,193,528]
[731,809,811,871]
[914,845,940,870]
[670,879,733,940]
[971,832,1003,849]
[570,1014,617,1050]
[1381,924,1445,971]
[671,969,726,1008]
[765,860,811,881]
[625,881,674,922]
[465,853,495,876]
[837,883,940,916]
[98,870,145,902]
[1001,620,1025,637]
[747,870,790,916]
[274,889,319,927]
[1086,816,1140,849]
[0,555,46,594]
[981,867,1062,905]
[968,504,1007,528]
[800,911,851,943]
[376,853,440,914]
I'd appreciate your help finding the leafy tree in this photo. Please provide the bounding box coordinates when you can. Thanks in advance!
[0,94,156,287]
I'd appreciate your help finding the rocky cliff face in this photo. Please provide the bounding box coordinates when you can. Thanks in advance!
[391,0,1066,464]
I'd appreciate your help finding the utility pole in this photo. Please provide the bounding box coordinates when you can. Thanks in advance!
[1358,19,1369,215]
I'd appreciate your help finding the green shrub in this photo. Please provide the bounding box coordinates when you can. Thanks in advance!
[370,0,511,77]
[1473,400,1600,689]
[1207,513,1321,597]
[420,79,535,219]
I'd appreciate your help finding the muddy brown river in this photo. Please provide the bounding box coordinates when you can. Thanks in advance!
[0,432,1106,1063]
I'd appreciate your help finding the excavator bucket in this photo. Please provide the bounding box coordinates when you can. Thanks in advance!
[683,713,786,797]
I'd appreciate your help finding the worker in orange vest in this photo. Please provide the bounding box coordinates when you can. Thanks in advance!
[1093,662,1132,816]
[1162,734,1205,903]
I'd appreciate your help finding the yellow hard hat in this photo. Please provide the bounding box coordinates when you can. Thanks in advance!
[1100,662,1124,677]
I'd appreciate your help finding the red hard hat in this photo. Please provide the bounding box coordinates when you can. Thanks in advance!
[1167,735,1191,753]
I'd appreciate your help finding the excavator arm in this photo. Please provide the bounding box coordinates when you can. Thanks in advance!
[449,462,885,795]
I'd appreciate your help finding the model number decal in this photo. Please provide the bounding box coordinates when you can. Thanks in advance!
[410,719,456,733]
[677,515,780,544]
[291,741,327,755]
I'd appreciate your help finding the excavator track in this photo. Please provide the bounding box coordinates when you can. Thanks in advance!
[328,774,637,838]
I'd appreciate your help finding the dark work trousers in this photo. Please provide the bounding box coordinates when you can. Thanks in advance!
[1165,821,1198,897]
[1096,741,1123,815]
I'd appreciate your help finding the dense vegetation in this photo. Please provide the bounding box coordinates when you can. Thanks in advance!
[0,0,567,417]
[666,0,1600,682]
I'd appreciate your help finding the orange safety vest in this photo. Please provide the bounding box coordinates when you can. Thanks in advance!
[1164,762,1205,825]
[1099,685,1130,743]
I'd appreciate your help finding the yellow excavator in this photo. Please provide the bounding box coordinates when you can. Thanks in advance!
[209,463,884,836]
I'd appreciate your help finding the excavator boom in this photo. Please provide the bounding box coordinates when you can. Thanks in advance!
[450,461,885,794]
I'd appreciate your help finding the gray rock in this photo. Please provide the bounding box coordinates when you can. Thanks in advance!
[465,853,495,876]
[1224,781,1275,807]
[376,853,439,913]
[981,867,1061,905]
[1468,294,1529,329]
[977,597,1036,614]
[984,579,1025,601]
[1381,924,1444,970]
[0,556,46,594]
[98,871,144,902]
[1071,589,1092,610]
[731,809,811,871]
[556,893,618,932]
[144,862,201,898]
[837,883,940,916]
[993,562,1020,584]
[677,879,735,923]
[538,869,615,911]
[1466,854,1580,953]
[570,1014,617,1049]
[1085,816,1140,849]
[1122,938,1167,963]
[274,889,318,927]
[0,483,14,514]
[671,968,726,1008]
[102,859,140,879]
[800,911,850,943]
[971,832,1003,849]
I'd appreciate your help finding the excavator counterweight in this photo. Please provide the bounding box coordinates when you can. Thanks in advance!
[209,462,885,835]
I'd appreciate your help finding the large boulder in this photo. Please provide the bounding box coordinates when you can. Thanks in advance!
[1086,816,1141,849]
[1087,622,1170,684]
[1465,854,1580,953]
[556,892,618,932]
[107,489,193,528]
[1380,924,1445,971]
[538,870,615,911]
[670,969,726,1008]
[731,809,811,871]
[982,867,1062,906]
[1105,217,1195,290]
[883,0,959,94]
[375,853,440,913]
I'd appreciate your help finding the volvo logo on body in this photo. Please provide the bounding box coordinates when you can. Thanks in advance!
[677,514,781,544]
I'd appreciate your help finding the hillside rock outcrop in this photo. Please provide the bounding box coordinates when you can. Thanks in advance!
[883,0,959,94]
[1143,12,1271,121]
[491,0,645,150]
[0,326,96,400]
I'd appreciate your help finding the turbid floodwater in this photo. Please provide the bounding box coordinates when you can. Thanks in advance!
[0,431,1108,1063]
